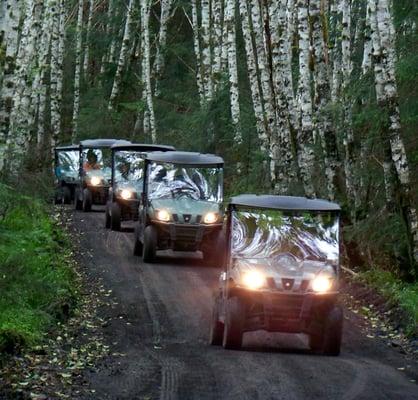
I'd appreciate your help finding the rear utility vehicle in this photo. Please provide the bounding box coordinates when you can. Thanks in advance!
[54,145,79,204]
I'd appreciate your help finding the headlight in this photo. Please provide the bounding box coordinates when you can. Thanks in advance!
[241,270,265,290]
[156,209,170,222]
[120,189,134,200]
[90,176,102,186]
[312,276,333,293]
[203,212,218,224]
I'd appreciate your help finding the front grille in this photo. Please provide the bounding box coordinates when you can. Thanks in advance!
[282,278,294,290]
[183,214,192,223]
[174,225,200,240]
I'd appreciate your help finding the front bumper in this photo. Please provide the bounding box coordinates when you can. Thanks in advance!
[154,221,222,251]
[88,185,109,205]
[117,198,139,221]
[229,287,338,334]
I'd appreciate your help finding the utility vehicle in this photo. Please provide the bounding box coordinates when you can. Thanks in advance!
[74,139,131,211]
[133,151,224,264]
[54,145,80,204]
[210,195,343,355]
[105,143,175,231]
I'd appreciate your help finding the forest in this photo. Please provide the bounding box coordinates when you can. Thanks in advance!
[1,0,418,349]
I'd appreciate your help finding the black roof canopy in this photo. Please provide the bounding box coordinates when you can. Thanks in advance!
[145,151,224,166]
[55,144,79,152]
[230,194,341,212]
[111,143,175,152]
[80,139,131,148]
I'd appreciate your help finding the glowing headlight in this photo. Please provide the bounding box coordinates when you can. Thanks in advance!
[120,189,133,200]
[90,176,102,186]
[312,276,333,293]
[203,212,218,224]
[242,270,265,290]
[156,209,170,222]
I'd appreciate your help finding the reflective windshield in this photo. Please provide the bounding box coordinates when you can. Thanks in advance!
[231,208,339,265]
[147,162,223,203]
[82,148,111,179]
[56,150,79,179]
[114,151,144,192]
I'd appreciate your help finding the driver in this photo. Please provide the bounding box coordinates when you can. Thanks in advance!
[84,149,100,171]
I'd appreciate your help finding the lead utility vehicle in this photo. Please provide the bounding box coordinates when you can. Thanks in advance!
[74,139,131,211]
[105,143,175,231]
[54,145,79,204]
[133,151,224,263]
[210,195,343,355]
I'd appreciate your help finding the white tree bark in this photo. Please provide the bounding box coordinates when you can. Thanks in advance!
[72,0,84,142]
[50,0,66,150]
[83,0,94,78]
[201,0,213,101]
[224,0,241,142]
[373,0,418,265]
[238,0,268,153]
[189,0,205,106]
[6,0,44,170]
[296,0,316,198]
[141,0,156,142]
[311,0,339,200]
[211,0,224,91]
[154,0,174,96]
[108,0,135,111]
[0,0,22,171]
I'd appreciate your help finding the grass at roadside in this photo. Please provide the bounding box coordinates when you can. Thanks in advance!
[357,267,418,337]
[0,183,77,353]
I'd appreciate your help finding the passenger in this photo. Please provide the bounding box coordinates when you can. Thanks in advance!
[84,150,100,171]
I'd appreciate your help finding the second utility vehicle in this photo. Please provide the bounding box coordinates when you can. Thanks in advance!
[133,151,224,263]
[105,143,175,231]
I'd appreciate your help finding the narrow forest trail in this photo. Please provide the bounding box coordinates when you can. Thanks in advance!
[71,208,417,400]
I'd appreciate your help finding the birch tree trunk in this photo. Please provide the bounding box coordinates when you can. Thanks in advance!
[83,0,94,79]
[108,0,135,111]
[201,0,213,101]
[238,0,268,153]
[72,0,85,142]
[154,0,174,96]
[190,0,205,106]
[296,0,316,198]
[224,0,241,143]
[211,0,224,91]
[0,0,22,171]
[7,0,44,169]
[50,0,66,150]
[141,0,156,142]
[373,0,418,267]
[311,0,339,200]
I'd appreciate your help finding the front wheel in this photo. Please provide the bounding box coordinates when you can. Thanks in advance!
[82,188,92,212]
[222,296,244,350]
[110,202,121,231]
[309,306,343,356]
[203,230,226,267]
[105,202,111,228]
[142,225,157,263]
[74,189,83,210]
[133,224,143,256]
[209,294,224,345]
[62,186,72,204]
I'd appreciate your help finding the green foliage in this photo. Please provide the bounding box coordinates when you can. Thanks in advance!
[0,184,77,353]
[358,267,418,337]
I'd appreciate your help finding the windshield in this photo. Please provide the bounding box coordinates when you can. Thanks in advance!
[56,150,79,179]
[82,148,111,179]
[231,208,339,265]
[147,162,223,203]
[114,151,144,192]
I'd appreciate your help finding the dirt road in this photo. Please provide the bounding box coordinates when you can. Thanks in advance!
[73,209,417,400]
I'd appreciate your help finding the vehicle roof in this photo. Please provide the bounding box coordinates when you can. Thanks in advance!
[55,144,79,151]
[145,151,224,166]
[230,195,341,212]
[111,143,175,152]
[80,139,131,148]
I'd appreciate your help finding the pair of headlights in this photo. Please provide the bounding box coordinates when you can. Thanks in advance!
[156,209,219,224]
[241,270,334,293]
